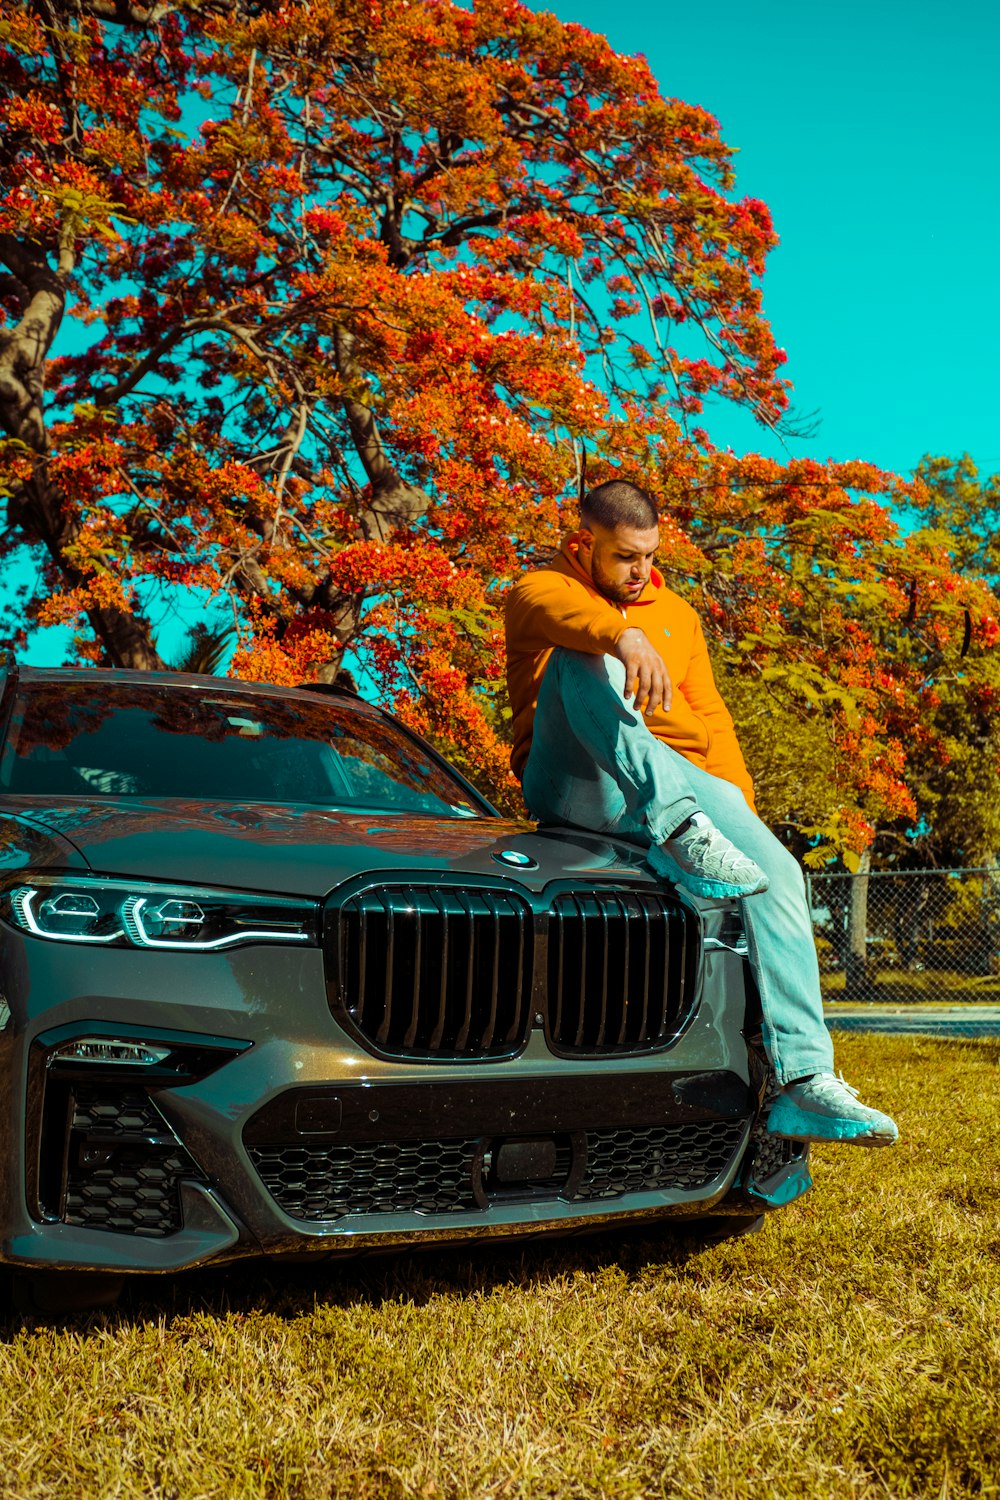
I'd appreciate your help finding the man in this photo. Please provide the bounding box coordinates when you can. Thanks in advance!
[505,479,898,1146]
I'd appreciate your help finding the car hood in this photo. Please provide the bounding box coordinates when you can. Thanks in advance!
[0,798,657,898]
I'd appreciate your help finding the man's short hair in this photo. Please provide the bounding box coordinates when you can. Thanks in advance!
[580,480,659,532]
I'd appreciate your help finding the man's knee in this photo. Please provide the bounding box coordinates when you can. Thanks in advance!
[760,834,807,895]
[552,647,627,699]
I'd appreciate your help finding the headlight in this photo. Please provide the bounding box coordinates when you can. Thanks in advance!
[1,875,319,951]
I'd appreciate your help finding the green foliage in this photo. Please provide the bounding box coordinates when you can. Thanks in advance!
[714,661,839,846]
[169,624,236,677]
[871,454,1000,866]
[912,454,1000,583]
[711,455,1000,866]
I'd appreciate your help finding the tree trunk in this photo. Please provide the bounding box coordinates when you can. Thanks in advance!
[0,235,164,670]
[332,326,430,541]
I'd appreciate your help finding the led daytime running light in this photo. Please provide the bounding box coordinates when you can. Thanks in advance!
[7,881,316,951]
[121,895,310,951]
[12,887,122,945]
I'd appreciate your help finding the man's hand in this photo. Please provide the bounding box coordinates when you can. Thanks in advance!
[615,627,673,715]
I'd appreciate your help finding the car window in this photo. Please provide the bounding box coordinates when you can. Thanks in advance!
[0,682,486,817]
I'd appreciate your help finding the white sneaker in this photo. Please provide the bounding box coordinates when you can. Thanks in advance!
[647,813,769,900]
[768,1072,899,1146]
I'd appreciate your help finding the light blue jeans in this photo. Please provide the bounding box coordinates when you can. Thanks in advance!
[521,650,835,1084]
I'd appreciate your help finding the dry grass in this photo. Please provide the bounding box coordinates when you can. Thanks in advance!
[821,968,1000,1001]
[1,1033,998,1500]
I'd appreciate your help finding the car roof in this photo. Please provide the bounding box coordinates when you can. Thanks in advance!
[10,666,381,714]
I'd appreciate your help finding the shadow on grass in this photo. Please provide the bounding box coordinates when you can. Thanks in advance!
[0,1212,765,1336]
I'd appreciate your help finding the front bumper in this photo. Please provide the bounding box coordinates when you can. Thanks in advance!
[0,917,807,1276]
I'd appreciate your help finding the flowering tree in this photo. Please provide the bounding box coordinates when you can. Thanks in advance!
[867,455,1000,867]
[0,0,994,846]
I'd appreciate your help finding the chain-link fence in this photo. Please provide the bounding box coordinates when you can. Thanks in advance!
[805,866,1000,1004]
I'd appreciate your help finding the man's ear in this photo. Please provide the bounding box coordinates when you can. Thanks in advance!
[577,524,594,557]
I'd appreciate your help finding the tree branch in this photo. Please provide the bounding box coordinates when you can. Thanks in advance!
[0,236,70,447]
[332,325,430,541]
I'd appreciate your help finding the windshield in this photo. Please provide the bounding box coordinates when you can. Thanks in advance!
[0,681,488,819]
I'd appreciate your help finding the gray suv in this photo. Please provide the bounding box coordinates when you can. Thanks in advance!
[0,666,810,1310]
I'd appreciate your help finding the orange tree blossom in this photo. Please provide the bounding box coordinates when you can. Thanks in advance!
[0,0,995,854]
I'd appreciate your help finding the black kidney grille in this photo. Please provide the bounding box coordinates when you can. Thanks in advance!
[247,1137,481,1221]
[575,1119,746,1199]
[333,886,533,1059]
[547,889,699,1054]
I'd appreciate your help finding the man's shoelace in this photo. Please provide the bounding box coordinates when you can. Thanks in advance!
[796,1072,861,1102]
[680,831,758,877]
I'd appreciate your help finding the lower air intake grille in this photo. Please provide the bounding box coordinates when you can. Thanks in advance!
[748,1130,806,1183]
[330,886,533,1059]
[60,1087,200,1237]
[247,1138,481,1220]
[248,1119,744,1223]
[576,1120,746,1199]
[547,889,699,1054]
[750,1083,809,1183]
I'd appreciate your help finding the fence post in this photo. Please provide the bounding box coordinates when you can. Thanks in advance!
[846,849,872,999]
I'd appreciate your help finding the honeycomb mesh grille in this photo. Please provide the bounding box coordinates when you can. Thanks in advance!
[749,1079,808,1183]
[247,1138,481,1220]
[62,1087,200,1237]
[248,1118,744,1223]
[748,1130,805,1183]
[575,1120,746,1199]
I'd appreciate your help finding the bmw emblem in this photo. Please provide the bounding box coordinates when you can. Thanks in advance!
[492,849,538,870]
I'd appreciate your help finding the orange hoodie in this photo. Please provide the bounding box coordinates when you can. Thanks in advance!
[504,536,756,810]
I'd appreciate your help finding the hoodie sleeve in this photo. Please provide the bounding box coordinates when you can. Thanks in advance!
[679,617,757,811]
[504,569,629,656]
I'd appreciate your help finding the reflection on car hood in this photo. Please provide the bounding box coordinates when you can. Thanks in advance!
[0,797,656,897]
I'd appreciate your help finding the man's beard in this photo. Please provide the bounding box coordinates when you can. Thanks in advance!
[590,555,640,605]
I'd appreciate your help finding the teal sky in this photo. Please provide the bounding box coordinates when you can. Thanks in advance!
[530,0,1000,478]
[17,0,998,664]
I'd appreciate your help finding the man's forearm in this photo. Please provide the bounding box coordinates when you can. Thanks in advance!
[504,585,627,658]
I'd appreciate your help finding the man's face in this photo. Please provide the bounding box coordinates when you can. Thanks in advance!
[577,521,659,605]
